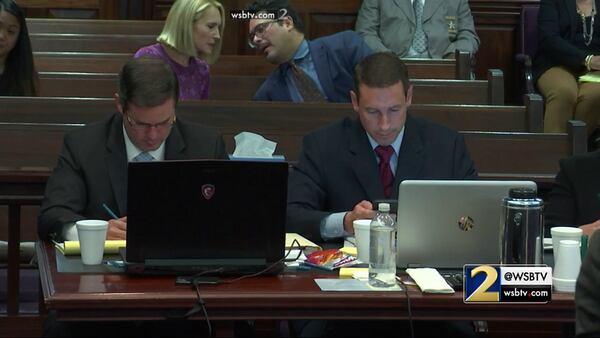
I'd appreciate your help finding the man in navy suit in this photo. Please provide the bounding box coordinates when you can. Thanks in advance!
[286,51,477,337]
[287,52,477,244]
[246,0,372,102]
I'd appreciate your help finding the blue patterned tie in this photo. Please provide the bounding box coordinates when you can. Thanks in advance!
[133,152,154,162]
[411,0,428,54]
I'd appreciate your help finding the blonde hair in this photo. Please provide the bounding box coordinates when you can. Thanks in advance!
[157,0,225,64]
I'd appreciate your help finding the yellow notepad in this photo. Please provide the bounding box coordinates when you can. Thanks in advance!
[54,240,126,255]
[285,233,321,250]
[579,72,600,83]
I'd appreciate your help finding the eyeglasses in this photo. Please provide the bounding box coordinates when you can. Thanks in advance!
[125,112,176,132]
[247,20,281,48]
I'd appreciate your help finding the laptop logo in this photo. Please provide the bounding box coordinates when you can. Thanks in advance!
[458,216,474,231]
[201,184,215,200]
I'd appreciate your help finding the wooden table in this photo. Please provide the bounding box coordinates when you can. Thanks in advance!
[36,241,575,324]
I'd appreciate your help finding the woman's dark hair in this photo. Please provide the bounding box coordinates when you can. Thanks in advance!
[0,0,37,96]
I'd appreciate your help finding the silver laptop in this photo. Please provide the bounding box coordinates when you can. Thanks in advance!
[396,180,537,269]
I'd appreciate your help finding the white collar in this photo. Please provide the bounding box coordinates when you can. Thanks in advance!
[122,124,166,162]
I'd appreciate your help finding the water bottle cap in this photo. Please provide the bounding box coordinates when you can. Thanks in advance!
[378,203,390,212]
[508,187,536,199]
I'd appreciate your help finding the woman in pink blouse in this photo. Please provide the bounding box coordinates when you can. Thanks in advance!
[135,0,225,100]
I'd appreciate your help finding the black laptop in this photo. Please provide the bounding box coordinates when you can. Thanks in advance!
[123,159,288,275]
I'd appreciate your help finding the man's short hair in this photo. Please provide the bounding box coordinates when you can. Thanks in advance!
[354,52,410,97]
[118,57,179,109]
[245,0,304,34]
[157,0,225,63]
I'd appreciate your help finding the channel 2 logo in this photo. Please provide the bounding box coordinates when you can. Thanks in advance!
[464,265,552,303]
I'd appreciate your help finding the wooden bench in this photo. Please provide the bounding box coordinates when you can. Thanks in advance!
[0,97,579,171]
[0,94,541,132]
[33,53,278,76]
[30,33,158,53]
[37,69,504,104]
[27,18,164,35]
[34,52,472,79]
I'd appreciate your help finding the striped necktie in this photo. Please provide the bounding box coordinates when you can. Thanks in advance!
[411,0,428,54]
[133,152,154,162]
[288,60,327,102]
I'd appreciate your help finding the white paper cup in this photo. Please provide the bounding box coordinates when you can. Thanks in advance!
[551,226,582,263]
[76,220,108,265]
[353,219,371,263]
[552,239,582,292]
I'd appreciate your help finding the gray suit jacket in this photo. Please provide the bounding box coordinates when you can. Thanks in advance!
[38,113,226,240]
[355,0,479,58]
[576,230,600,336]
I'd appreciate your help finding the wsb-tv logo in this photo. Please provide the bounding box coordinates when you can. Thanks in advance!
[464,265,552,303]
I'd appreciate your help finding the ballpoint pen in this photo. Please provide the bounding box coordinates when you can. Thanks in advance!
[102,203,119,219]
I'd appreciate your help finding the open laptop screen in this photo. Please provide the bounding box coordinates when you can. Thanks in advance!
[125,160,288,271]
[396,180,537,269]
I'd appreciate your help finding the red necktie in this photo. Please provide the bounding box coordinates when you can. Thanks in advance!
[375,145,395,198]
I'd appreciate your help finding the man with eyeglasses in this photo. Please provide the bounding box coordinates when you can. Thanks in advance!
[38,57,227,241]
[246,0,372,102]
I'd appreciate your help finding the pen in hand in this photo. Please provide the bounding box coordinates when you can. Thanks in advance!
[102,203,119,219]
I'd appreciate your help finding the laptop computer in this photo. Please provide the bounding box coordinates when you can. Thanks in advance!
[395,180,537,270]
[124,159,288,275]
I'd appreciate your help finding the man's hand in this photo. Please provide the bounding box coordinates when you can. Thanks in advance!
[580,219,600,237]
[107,216,127,240]
[343,200,375,234]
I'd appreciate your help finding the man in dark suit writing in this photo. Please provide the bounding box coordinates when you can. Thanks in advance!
[38,57,226,241]
[246,0,372,102]
[287,52,478,243]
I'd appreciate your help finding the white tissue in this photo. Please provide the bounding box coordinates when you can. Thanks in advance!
[232,132,277,157]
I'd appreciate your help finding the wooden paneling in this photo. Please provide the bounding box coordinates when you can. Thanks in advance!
[17,0,119,19]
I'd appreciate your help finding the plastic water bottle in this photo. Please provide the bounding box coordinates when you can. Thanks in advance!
[368,203,397,288]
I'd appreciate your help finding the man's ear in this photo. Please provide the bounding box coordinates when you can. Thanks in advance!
[282,15,294,31]
[350,90,359,113]
[114,93,124,114]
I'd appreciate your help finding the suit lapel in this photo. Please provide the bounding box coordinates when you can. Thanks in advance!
[105,114,128,215]
[348,118,385,200]
[393,115,424,190]
[422,0,443,23]
[309,40,337,101]
[164,122,186,160]
[394,0,415,25]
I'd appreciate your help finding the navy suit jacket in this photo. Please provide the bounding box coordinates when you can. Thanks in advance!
[546,150,600,231]
[253,30,373,102]
[286,115,478,242]
[38,113,226,240]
